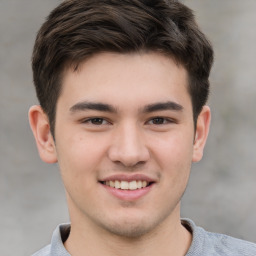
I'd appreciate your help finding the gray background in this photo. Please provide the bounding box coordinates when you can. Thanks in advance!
[1,0,256,255]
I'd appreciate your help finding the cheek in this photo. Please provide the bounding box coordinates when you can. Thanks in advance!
[55,133,103,181]
[150,131,193,193]
[151,131,194,168]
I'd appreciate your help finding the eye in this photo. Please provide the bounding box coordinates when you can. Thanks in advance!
[150,117,165,125]
[148,117,173,125]
[83,118,109,125]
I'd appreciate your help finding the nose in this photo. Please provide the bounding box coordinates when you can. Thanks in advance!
[108,123,150,167]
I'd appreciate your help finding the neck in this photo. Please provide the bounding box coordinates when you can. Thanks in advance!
[64,206,192,256]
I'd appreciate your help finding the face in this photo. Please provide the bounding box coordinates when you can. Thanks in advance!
[30,52,210,238]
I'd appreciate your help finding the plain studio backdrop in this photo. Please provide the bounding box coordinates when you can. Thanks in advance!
[0,1,256,255]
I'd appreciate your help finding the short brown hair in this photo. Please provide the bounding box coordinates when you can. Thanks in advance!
[32,0,214,135]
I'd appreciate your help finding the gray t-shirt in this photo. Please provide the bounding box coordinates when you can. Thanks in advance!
[32,219,256,256]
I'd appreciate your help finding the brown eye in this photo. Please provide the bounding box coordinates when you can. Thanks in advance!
[90,118,105,125]
[82,118,108,125]
[151,118,165,124]
[147,117,175,125]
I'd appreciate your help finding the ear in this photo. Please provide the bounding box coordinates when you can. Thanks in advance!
[28,105,57,163]
[192,105,211,162]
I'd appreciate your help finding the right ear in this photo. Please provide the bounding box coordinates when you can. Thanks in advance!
[28,105,57,163]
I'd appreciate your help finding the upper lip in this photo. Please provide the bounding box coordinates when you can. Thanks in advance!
[99,174,157,183]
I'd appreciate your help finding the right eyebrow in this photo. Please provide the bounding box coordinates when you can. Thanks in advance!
[142,101,183,113]
[69,101,117,113]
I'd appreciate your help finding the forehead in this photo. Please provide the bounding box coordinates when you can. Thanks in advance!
[59,52,191,110]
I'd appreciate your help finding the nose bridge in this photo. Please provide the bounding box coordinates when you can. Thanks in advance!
[108,121,149,166]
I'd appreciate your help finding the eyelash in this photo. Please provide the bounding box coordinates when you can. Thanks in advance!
[147,117,175,125]
[81,117,110,125]
[81,117,175,126]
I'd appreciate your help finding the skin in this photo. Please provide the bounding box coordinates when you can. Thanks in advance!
[29,52,210,256]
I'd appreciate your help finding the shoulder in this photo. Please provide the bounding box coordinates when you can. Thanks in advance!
[31,245,51,256]
[183,219,256,256]
[205,231,256,256]
[31,224,71,256]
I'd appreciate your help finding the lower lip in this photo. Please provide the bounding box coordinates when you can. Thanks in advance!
[101,183,154,201]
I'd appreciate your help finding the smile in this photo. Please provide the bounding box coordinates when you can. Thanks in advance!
[103,180,149,190]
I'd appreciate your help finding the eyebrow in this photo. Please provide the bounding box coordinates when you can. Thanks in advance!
[69,100,183,114]
[70,101,117,113]
[142,101,183,113]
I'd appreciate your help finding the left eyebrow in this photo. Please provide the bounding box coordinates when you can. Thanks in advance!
[142,101,183,113]
[69,101,117,113]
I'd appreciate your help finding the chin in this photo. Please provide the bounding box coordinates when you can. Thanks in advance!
[103,222,152,238]
[98,213,165,238]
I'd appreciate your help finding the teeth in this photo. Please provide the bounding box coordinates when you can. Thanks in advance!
[104,180,149,190]
[129,181,137,190]
[110,181,115,188]
[120,181,129,189]
[115,180,120,189]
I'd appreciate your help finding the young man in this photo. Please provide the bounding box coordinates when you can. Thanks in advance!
[29,0,256,255]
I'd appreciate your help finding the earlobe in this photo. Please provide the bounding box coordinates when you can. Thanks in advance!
[28,105,57,163]
[192,106,211,162]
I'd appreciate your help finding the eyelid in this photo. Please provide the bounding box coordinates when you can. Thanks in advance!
[146,116,176,125]
[80,117,112,125]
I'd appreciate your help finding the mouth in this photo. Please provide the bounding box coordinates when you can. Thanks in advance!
[99,174,156,200]
[99,174,157,202]
[100,180,154,190]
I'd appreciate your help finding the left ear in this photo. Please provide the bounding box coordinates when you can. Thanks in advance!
[192,105,211,162]
[28,105,58,164]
